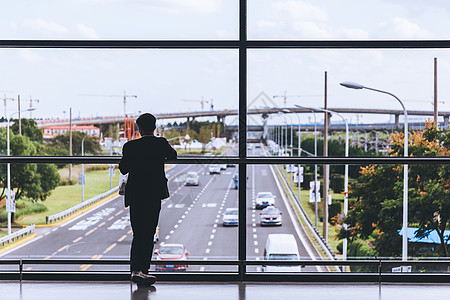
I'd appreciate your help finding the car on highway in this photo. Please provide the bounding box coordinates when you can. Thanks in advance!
[220,164,227,170]
[255,192,276,209]
[222,208,239,226]
[247,145,253,150]
[226,163,235,167]
[154,243,189,271]
[263,234,301,272]
[209,164,221,174]
[260,206,282,226]
[185,171,199,186]
[255,144,261,148]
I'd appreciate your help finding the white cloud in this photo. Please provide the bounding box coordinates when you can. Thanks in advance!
[340,28,369,40]
[148,0,222,14]
[374,17,433,39]
[19,49,44,65]
[292,21,331,39]
[76,24,100,39]
[215,29,235,39]
[273,0,327,22]
[21,18,69,37]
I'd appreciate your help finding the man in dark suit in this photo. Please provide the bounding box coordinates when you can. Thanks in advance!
[119,113,177,286]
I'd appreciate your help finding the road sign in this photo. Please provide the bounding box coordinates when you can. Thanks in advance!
[309,181,321,203]
[109,164,115,176]
[78,174,86,184]
[6,189,15,213]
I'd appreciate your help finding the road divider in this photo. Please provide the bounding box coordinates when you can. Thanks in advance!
[0,224,35,246]
[45,187,119,224]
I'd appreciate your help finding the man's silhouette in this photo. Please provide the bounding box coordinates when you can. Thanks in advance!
[119,113,177,286]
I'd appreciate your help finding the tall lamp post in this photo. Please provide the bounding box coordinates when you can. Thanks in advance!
[294,105,319,229]
[341,81,409,261]
[81,135,88,202]
[6,108,36,235]
[283,109,301,205]
[295,105,349,258]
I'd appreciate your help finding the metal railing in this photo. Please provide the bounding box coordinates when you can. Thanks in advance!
[46,187,119,224]
[0,224,35,246]
[1,258,450,283]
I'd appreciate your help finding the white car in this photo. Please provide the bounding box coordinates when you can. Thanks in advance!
[219,164,227,170]
[185,172,199,186]
[222,208,238,226]
[209,164,221,174]
[260,206,282,226]
[255,192,276,209]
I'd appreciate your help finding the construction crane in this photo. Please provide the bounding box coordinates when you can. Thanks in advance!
[29,97,39,118]
[80,91,137,116]
[181,97,209,110]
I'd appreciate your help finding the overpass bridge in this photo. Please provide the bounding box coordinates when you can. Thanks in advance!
[36,107,450,130]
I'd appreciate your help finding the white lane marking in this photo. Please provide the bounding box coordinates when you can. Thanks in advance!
[253,234,257,239]
[210,235,215,239]
[175,204,185,208]
[170,230,174,234]
[208,241,212,246]
[253,228,257,233]
[52,228,58,232]
[213,224,218,228]
[254,241,258,246]
[165,235,170,240]
[167,204,173,208]
[212,229,216,233]
[252,223,256,227]
[215,219,219,223]
[206,249,210,254]
[254,248,259,254]
[200,267,205,271]
[181,215,186,219]
[269,165,319,267]
[178,220,182,223]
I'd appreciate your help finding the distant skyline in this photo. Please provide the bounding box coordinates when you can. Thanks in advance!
[1,1,450,126]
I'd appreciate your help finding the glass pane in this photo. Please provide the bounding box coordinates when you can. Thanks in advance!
[0,49,238,156]
[248,0,450,40]
[1,1,238,40]
[0,163,239,273]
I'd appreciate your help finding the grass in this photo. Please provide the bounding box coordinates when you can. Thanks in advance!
[15,168,120,226]
[282,167,345,257]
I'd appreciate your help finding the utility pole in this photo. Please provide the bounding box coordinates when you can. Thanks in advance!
[123,91,137,116]
[29,97,39,118]
[434,57,438,124]
[3,95,14,119]
[69,108,73,181]
[17,95,21,135]
[323,71,329,242]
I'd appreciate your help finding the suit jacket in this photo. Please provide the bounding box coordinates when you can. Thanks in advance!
[119,135,177,207]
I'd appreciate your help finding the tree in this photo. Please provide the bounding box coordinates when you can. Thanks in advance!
[197,125,214,151]
[0,129,60,202]
[339,121,450,257]
[10,118,43,143]
[45,131,101,156]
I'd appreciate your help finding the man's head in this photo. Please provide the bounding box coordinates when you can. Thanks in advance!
[136,113,156,135]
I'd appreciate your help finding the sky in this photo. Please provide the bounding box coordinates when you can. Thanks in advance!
[1,0,450,126]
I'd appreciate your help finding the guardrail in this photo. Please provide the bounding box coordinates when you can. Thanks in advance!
[45,187,119,224]
[0,224,35,246]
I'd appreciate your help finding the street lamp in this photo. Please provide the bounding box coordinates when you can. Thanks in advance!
[295,105,349,260]
[6,108,36,235]
[283,109,301,206]
[81,135,88,202]
[294,105,319,229]
[341,81,409,261]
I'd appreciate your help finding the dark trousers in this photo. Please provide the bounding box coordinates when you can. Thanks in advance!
[129,200,161,273]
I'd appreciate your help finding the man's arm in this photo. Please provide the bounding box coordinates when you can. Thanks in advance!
[164,139,177,160]
[119,143,132,174]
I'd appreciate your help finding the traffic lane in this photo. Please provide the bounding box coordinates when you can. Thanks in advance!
[248,164,317,272]
[154,167,238,271]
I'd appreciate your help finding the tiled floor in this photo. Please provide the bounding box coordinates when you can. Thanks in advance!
[1,282,450,300]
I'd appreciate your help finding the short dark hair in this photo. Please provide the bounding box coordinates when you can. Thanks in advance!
[136,113,156,132]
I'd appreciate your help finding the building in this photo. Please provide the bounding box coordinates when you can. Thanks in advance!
[43,125,101,139]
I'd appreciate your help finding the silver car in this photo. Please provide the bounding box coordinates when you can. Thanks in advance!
[185,172,199,186]
[260,206,282,226]
[255,192,276,209]
[209,164,221,174]
[222,208,238,226]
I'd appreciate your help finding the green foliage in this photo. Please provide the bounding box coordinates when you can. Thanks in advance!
[330,174,344,193]
[0,129,60,202]
[10,118,43,143]
[340,123,450,258]
[45,131,101,156]
[0,199,47,223]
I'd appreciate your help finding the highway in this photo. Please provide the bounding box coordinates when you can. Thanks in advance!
[0,144,321,273]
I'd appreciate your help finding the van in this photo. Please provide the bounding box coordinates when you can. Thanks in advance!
[262,234,301,272]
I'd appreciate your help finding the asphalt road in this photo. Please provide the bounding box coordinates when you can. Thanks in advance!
[0,143,320,273]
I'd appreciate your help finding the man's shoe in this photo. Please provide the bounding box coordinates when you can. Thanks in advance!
[131,271,157,286]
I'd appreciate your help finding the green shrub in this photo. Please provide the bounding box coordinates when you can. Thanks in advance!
[0,199,47,223]
[330,174,344,193]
